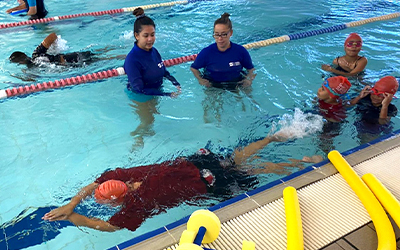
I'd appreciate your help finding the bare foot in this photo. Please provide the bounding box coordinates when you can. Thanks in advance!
[302,155,324,163]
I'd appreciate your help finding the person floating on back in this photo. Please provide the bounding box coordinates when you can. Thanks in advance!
[6,0,48,20]
[321,33,367,77]
[351,76,398,125]
[317,76,352,123]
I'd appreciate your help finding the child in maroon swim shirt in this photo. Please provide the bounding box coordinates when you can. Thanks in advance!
[317,76,352,123]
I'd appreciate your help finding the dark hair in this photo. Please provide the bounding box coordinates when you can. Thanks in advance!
[214,13,232,30]
[9,51,32,65]
[132,7,155,36]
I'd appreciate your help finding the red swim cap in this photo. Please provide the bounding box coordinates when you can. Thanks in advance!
[374,76,399,95]
[344,33,362,46]
[95,180,128,204]
[324,76,352,99]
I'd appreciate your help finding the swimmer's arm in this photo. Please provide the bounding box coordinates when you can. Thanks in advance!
[42,33,58,48]
[190,67,211,87]
[378,93,394,124]
[323,58,367,77]
[6,2,27,13]
[164,70,180,86]
[43,182,99,221]
[67,212,120,232]
[349,86,371,105]
[240,68,256,87]
[378,106,390,124]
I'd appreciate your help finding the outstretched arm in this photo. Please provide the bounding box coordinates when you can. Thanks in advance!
[6,2,27,13]
[43,182,99,221]
[67,212,119,232]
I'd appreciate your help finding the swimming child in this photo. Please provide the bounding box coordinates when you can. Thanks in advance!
[321,33,367,77]
[9,33,96,67]
[317,76,352,122]
[351,76,398,125]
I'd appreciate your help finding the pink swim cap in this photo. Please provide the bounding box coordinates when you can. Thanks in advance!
[344,33,362,46]
[94,180,128,204]
[373,76,399,95]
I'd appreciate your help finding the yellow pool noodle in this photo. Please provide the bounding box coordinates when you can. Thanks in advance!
[283,186,304,250]
[362,173,400,228]
[328,150,396,250]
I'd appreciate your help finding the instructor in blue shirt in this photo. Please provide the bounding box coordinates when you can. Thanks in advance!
[124,8,181,98]
[190,13,256,89]
[6,0,48,19]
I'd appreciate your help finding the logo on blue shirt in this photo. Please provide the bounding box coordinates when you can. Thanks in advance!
[229,61,241,67]
[158,62,164,68]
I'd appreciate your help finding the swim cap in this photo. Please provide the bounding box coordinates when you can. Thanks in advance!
[323,76,352,99]
[373,76,399,95]
[94,180,128,204]
[344,33,362,46]
[196,148,210,155]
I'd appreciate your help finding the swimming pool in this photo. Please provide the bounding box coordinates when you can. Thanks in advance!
[1,0,400,249]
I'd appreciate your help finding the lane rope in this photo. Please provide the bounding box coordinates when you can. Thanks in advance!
[1,12,399,100]
[0,0,211,30]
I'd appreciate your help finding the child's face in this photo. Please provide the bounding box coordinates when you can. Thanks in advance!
[317,86,330,101]
[370,93,384,106]
[344,39,362,57]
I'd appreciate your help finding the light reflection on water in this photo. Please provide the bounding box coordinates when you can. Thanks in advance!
[0,0,400,249]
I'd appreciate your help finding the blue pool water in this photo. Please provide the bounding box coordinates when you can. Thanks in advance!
[1,0,400,249]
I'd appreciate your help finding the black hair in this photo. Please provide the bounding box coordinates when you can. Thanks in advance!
[214,13,232,30]
[9,51,32,65]
[132,7,155,39]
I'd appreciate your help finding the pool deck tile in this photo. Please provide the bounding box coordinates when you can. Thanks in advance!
[344,225,378,250]
[335,239,357,250]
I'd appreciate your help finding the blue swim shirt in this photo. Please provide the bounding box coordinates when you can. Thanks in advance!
[124,43,179,96]
[191,42,254,83]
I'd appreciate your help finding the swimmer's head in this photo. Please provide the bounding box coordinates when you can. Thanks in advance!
[9,51,32,65]
[321,76,352,99]
[94,180,128,204]
[373,76,399,95]
[132,7,155,38]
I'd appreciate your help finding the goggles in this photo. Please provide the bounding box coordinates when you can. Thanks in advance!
[345,41,362,48]
[370,87,397,99]
[213,30,230,38]
[322,80,340,97]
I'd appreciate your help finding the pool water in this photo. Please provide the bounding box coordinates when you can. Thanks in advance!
[1,0,400,249]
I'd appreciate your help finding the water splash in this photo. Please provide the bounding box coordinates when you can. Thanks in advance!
[47,35,69,55]
[271,108,323,139]
[120,30,134,41]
